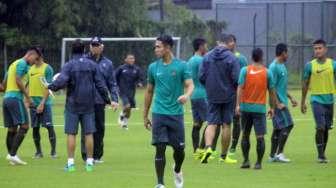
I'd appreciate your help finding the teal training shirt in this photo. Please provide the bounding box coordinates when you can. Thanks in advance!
[147,58,192,115]
[187,54,207,100]
[269,59,289,106]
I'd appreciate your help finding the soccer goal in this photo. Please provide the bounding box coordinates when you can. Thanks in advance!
[61,37,182,68]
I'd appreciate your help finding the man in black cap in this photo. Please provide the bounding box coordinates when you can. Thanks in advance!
[81,36,119,164]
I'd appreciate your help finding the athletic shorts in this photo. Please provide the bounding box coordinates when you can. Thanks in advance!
[30,105,53,128]
[272,108,294,130]
[151,113,185,149]
[241,112,266,135]
[207,101,234,125]
[120,94,136,108]
[191,98,208,123]
[3,97,29,127]
[64,110,96,135]
[311,102,333,130]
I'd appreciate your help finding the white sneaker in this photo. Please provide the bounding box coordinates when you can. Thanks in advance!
[122,118,128,130]
[6,154,15,165]
[94,159,104,164]
[118,113,124,126]
[276,153,291,163]
[9,155,27,165]
[173,168,184,188]
[154,184,165,188]
[268,156,278,162]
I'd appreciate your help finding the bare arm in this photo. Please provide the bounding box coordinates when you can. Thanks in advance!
[177,79,194,104]
[0,77,6,92]
[287,92,298,107]
[235,85,243,115]
[16,76,30,99]
[36,88,50,113]
[301,79,310,113]
[143,83,154,130]
[267,88,277,118]
[184,79,194,97]
[268,89,277,109]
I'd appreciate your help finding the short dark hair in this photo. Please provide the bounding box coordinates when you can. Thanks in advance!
[228,34,237,42]
[157,34,174,47]
[313,39,327,46]
[218,33,235,44]
[125,53,134,57]
[71,39,85,54]
[27,46,42,57]
[192,38,206,52]
[275,43,288,56]
[252,48,263,62]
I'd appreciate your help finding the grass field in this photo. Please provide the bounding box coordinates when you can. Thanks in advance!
[0,89,335,188]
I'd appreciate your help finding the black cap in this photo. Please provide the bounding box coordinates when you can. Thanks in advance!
[90,36,103,45]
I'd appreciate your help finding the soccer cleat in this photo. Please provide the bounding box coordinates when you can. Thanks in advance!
[154,184,165,188]
[193,148,205,160]
[268,156,278,163]
[317,157,329,164]
[64,164,76,172]
[94,159,104,164]
[50,153,58,159]
[118,112,124,126]
[85,164,94,172]
[9,155,27,165]
[219,156,238,164]
[228,151,235,157]
[276,153,291,163]
[122,124,129,130]
[209,150,218,160]
[240,161,251,169]
[33,152,44,159]
[6,154,15,165]
[173,169,184,188]
[254,163,262,170]
[200,148,213,164]
[122,118,129,130]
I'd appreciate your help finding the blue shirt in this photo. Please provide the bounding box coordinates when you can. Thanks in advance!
[199,46,240,103]
[48,54,111,113]
[115,64,143,98]
[86,54,118,104]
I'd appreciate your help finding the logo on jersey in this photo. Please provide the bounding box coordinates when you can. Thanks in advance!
[249,70,263,75]
[316,69,328,74]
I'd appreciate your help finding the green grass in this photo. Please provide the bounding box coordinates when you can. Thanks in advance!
[0,89,335,188]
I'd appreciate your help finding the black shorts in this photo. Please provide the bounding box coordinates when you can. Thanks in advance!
[120,95,136,108]
[30,105,53,128]
[272,108,294,130]
[151,113,185,149]
[311,102,333,130]
[64,110,96,135]
[241,112,266,135]
[207,101,234,125]
[3,97,29,127]
[191,98,208,123]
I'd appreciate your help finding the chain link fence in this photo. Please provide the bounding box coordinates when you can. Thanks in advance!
[216,0,336,87]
